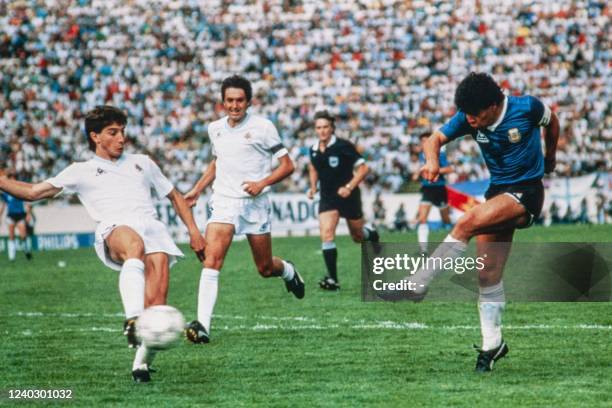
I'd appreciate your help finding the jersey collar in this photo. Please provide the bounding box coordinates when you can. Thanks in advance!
[93,154,125,165]
[224,112,251,131]
[487,96,508,132]
[313,135,337,151]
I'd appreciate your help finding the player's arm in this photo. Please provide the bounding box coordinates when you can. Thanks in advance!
[338,162,369,198]
[421,131,450,182]
[543,111,560,174]
[243,154,294,196]
[307,163,318,199]
[166,188,206,262]
[0,177,62,202]
[184,159,216,207]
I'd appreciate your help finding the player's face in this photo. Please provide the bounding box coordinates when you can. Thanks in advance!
[92,123,126,160]
[465,104,499,129]
[314,119,333,142]
[223,87,249,124]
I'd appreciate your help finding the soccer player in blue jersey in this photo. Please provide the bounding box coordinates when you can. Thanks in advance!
[0,170,33,261]
[413,132,453,254]
[408,73,559,372]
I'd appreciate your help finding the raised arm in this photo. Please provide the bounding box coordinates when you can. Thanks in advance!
[184,159,216,207]
[543,111,560,174]
[421,131,450,183]
[167,188,206,261]
[0,178,62,202]
[242,154,294,196]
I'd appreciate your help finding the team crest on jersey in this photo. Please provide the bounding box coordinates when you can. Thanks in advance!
[476,131,489,143]
[96,168,106,176]
[244,132,252,140]
[508,128,521,143]
[328,156,339,168]
[134,164,143,172]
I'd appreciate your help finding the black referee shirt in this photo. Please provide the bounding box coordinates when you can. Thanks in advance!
[309,136,365,198]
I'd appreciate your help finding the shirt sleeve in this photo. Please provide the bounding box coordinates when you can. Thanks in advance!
[145,156,174,198]
[439,111,474,141]
[264,121,288,159]
[344,140,365,167]
[527,95,551,127]
[45,163,81,195]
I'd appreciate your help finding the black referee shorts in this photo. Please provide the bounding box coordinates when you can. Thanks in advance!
[484,179,544,229]
[319,191,364,220]
[420,185,448,208]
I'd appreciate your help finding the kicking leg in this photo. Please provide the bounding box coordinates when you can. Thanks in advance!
[416,203,432,253]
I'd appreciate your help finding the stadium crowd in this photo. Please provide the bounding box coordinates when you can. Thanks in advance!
[0,0,609,199]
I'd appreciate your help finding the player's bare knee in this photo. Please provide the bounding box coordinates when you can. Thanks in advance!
[453,215,475,240]
[351,231,364,243]
[256,261,274,278]
[125,239,145,260]
[204,255,224,270]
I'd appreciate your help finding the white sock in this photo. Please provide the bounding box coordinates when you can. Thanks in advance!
[412,234,467,291]
[132,345,155,371]
[479,281,506,351]
[8,239,16,260]
[417,223,429,252]
[362,227,371,240]
[280,260,295,282]
[119,259,145,319]
[198,268,219,333]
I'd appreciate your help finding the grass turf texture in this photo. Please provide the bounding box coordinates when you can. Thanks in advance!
[1,224,611,407]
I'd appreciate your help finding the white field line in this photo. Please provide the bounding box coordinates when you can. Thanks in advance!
[6,312,612,332]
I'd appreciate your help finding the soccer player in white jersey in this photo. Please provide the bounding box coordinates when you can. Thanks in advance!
[183,75,304,344]
[0,106,206,383]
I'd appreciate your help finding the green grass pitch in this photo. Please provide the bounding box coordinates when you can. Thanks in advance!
[1,224,611,407]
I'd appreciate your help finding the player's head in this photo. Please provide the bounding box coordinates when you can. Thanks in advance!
[454,73,504,129]
[314,110,335,142]
[85,106,127,158]
[221,75,252,123]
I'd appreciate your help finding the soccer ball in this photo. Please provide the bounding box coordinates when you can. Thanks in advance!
[135,305,186,350]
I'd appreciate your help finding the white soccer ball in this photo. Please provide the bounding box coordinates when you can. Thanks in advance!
[135,305,186,350]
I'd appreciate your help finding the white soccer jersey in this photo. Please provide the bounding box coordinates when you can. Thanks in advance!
[208,113,288,198]
[46,154,174,223]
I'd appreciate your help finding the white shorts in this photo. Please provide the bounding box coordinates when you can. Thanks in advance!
[207,193,272,235]
[94,217,184,271]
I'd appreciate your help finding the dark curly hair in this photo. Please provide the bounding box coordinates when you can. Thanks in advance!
[84,106,127,151]
[221,75,252,102]
[454,73,504,115]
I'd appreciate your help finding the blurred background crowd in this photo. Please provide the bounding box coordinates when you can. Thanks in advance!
[0,0,609,207]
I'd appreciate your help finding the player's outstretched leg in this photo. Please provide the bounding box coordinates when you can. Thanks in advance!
[119,258,146,348]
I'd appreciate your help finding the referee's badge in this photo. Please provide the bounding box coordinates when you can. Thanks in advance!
[508,128,522,143]
[328,156,339,168]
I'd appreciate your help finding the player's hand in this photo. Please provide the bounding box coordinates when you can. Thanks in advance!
[419,162,440,183]
[183,190,200,207]
[307,188,317,200]
[337,186,351,198]
[544,157,556,174]
[189,230,206,262]
[242,181,265,196]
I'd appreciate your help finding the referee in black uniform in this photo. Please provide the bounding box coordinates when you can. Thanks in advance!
[307,111,379,290]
